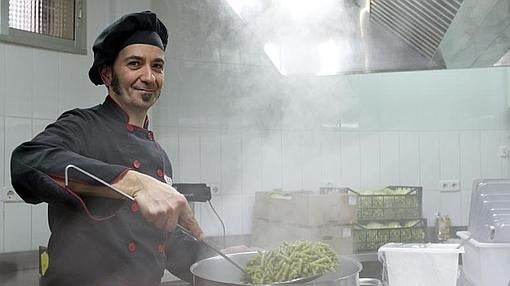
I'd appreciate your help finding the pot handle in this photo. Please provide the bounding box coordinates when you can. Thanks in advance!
[359,278,383,286]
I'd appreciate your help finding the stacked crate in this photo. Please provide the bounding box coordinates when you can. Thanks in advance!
[350,186,427,252]
[251,190,357,255]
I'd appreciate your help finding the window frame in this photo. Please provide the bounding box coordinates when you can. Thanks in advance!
[0,0,87,54]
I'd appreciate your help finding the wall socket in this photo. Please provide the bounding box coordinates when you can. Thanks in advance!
[439,179,460,192]
[2,186,23,202]
[210,184,220,196]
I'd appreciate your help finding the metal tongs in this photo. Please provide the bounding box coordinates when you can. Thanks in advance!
[63,165,249,277]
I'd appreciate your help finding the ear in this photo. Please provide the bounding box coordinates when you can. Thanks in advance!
[99,65,113,86]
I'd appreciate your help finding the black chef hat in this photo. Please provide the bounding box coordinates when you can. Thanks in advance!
[88,11,168,85]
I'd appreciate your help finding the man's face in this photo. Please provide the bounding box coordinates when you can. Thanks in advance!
[105,44,165,112]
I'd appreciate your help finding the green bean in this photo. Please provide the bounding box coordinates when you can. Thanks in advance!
[242,241,338,284]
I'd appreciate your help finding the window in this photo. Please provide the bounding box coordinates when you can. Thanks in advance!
[0,0,86,54]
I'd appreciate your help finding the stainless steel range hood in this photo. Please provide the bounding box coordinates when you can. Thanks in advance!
[369,0,464,60]
[224,0,509,75]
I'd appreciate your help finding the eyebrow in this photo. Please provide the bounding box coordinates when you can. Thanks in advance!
[124,55,165,64]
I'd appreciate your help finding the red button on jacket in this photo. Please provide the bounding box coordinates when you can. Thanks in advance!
[157,243,165,254]
[128,242,137,253]
[126,124,135,132]
[132,160,141,169]
[130,202,140,213]
[156,169,164,177]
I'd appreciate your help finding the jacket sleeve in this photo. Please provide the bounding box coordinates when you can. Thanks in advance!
[10,109,129,211]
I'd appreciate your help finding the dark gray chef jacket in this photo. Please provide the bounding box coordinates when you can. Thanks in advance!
[10,96,200,286]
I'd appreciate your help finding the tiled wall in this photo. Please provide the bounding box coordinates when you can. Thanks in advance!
[0,0,151,253]
[150,1,510,236]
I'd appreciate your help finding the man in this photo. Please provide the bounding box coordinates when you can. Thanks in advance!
[10,11,203,286]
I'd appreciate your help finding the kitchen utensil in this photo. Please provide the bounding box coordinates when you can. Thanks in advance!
[191,252,366,286]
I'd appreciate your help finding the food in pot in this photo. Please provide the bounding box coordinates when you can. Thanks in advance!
[243,240,337,284]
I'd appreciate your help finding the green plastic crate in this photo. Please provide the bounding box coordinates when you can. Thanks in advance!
[350,186,423,220]
[353,218,427,252]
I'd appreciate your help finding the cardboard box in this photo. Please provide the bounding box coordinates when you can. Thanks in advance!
[252,191,357,226]
[251,218,354,255]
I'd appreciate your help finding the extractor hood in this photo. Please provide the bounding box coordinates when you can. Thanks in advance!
[223,0,509,75]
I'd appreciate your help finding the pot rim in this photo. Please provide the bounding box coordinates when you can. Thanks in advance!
[190,251,363,285]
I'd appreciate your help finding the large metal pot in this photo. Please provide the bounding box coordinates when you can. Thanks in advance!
[191,251,378,286]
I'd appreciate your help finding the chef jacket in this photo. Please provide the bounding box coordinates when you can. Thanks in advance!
[10,95,201,286]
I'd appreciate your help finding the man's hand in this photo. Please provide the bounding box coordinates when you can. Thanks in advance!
[113,170,204,239]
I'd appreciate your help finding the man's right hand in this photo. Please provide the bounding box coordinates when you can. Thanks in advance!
[113,170,204,239]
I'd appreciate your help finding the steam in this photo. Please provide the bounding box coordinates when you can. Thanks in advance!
[224,0,361,75]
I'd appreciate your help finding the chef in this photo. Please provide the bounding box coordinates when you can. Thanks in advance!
[10,11,204,286]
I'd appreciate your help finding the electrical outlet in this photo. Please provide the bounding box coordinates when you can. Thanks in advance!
[439,179,460,192]
[210,184,221,196]
[2,186,23,202]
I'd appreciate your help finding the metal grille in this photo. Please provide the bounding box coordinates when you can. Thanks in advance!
[370,0,464,59]
[8,0,75,40]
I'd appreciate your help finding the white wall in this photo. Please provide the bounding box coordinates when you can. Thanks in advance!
[151,0,510,236]
[0,0,151,253]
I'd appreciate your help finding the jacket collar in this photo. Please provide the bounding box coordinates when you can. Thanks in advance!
[102,95,150,129]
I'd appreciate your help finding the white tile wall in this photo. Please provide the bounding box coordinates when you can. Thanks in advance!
[198,195,224,236]
[33,50,59,120]
[341,133,361,189]
[4,45,33,118]
[459,131,482,189]
[319,131,341,187]
[480,130,503,177]
[419,132,441,189]
[422,190,441,225]
[0,44,5,116]
[0,108,3,252]
[0,116,4,188]
[179,129,201,182]
[199,129,221,187]
[261,130,283,191]
[4,202,31,252]
[380,133,400,186]
[220,132,243,195]
[242,195,255,234]
[31,204,50,249]
[302,131,322,191]
[460,190,472,226]
[241,132,262,196]
[282,130,302,190]
[4,118,32,186]
[439,131,461,180]
[222,194,243,235]
[399,132,420,185]
[58,54,101,112]
[440,192,463,225]
[359,132,380,190]
[0,201,3,252]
